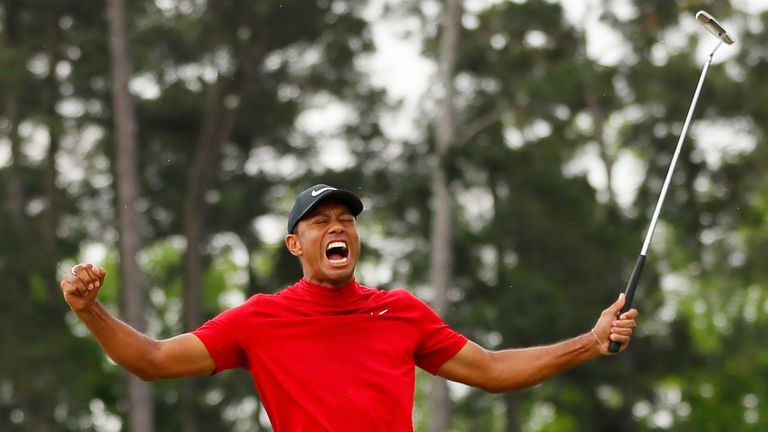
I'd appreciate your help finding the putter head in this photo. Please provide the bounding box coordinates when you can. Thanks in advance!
[696,10,735,45]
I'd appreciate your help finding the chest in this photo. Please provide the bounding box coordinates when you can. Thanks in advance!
[242,313,420,370]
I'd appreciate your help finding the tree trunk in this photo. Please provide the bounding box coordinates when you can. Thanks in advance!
[180,9,259,427]
[5,92,24,234]
[106,0,154,430]
[489,180,524,432]
[181,76,243,432]
[504,392,522,432]
[428,165,452,432]
[182,13,257,334]
[42,9,63,300]
[582,70,616,207]
[428,1,462,431]
[180,75,224,432]
[2,0,26,240]
[183,77,224,333]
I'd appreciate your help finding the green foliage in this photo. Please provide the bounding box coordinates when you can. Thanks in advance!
[2,0,767,430]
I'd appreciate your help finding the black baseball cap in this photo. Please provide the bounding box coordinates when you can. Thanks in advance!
[287,184,364,233]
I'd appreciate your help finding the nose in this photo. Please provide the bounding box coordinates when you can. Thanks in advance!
[328,217,345,233]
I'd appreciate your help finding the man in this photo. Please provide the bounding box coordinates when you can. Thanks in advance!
[61,184,638,431]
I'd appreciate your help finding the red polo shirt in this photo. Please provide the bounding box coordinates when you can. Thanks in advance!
[193,278,468,431]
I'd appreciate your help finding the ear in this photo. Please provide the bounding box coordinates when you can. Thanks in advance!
[284,233,302,257]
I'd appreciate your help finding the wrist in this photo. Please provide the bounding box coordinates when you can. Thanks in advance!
[590,328,600,344]
[587,328,603,356]
[71,299,102,316]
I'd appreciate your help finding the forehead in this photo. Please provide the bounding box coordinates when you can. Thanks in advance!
[304,200,354,218]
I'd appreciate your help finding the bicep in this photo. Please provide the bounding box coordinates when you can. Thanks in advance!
[435,341,497,391]
[154,333,216,379]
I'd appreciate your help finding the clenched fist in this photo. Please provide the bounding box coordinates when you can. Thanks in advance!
[60,263,106,312]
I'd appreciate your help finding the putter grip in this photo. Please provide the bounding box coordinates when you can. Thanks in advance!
[608,254,646,353]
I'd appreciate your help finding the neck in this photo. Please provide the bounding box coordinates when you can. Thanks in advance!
[302,275,354,289]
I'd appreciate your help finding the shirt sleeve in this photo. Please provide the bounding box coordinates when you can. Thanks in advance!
[401,291,468,375]
[192,306,249,373]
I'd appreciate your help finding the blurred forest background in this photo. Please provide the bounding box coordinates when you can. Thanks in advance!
[1,0,767,430]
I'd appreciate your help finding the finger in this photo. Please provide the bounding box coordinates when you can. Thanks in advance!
[71,264,84,280]
[69,271,92,295]
[608,293,626,314]
[614,292,626,308]
[610,327,634,337]
[620,309,639,320]
[62,273,82,292]
[71,276,89,297]
[94,266,106,279]
[612,319,637,329]
[609,333,631,344]
[60,278,75,294]
[85,264,106,283]
[82,265,101,290]
[73,264,96,289]
[61,278,86,297]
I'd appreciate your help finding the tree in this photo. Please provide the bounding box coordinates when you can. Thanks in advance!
[0,1,120,430]
[4,1,768,429]
[106,0,154,430]
[428,0,463,431]
[122,0,385,428]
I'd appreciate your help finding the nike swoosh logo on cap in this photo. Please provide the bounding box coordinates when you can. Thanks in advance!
[311,187,337,197]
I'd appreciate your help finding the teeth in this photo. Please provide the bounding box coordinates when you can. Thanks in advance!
[326,241,347,251]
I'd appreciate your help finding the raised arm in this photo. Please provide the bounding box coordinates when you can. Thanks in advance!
[60,263,215,381]
[437,293,637,393]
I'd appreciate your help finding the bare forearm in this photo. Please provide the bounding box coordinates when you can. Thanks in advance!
[438,334,600,393]
[62,264,215,380]
[74,301,160,380]
[484,332,599,392]
[439,295,638,393]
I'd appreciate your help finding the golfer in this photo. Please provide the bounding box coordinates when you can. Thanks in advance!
[61,184,638,431]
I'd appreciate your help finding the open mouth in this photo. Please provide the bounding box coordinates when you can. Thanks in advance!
[325,241,349,264]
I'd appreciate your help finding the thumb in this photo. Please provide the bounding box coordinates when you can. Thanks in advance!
[610,293,626,314]
[94,266,106,278]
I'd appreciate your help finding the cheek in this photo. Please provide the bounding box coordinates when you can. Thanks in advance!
[352,236,362,256]
[301,235,323,258]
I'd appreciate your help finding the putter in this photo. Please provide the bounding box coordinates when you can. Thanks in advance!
[608,10,735,353]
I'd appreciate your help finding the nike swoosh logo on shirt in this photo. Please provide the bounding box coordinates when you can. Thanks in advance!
[311,187,337,196]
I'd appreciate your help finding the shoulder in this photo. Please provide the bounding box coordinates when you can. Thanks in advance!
[231,291,279,310]
[207,288,292,322]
